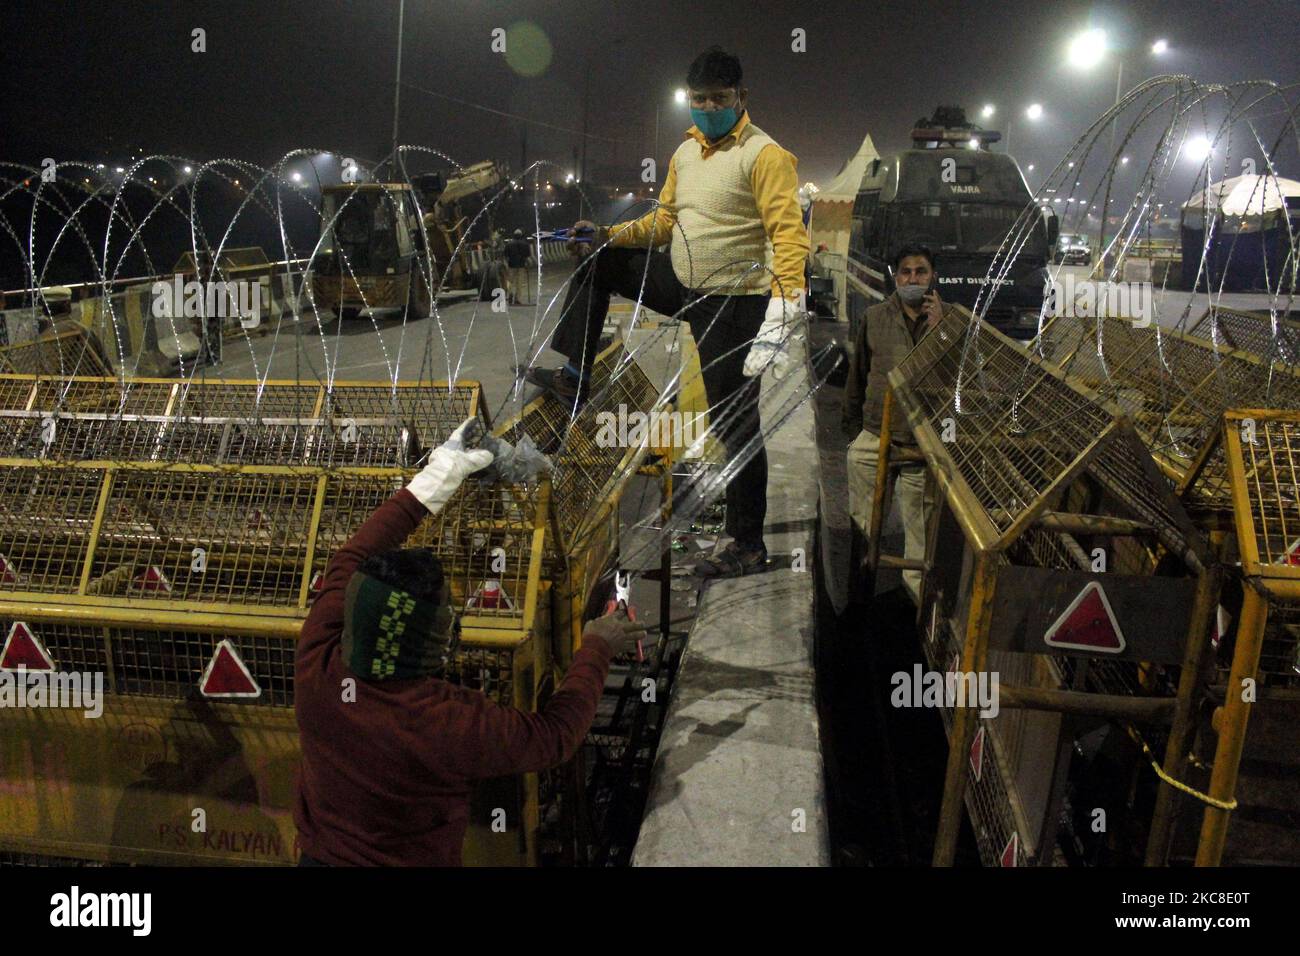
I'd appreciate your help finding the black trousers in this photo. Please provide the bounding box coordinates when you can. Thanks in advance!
[551,246,769,547]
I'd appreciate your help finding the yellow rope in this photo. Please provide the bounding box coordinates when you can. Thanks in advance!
[1126,725,1237,811]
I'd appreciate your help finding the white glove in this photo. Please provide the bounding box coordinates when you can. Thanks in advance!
[405,417,495,514]
[743,296,806,379]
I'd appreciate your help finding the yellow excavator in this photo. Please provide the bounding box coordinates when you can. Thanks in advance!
[311,162,503,320]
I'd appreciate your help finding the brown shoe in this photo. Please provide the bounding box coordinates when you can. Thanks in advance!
[694,541,769,579]
[522,365,588,407]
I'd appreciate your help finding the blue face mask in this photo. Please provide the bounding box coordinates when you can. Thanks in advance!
[691,104,741,141]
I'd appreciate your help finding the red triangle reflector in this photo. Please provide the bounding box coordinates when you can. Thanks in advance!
[1043,581,1125,654]
[466,579,513,610]
[969,726,985,782]
[133,566,172,593]
[0,553,20,585]
[1,622,54,671]
[1000,832,1019,867]
[199,640,261,698]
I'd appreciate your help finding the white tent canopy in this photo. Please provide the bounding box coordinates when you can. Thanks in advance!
[816,134,881,204]
[1182,174,1300,218]
[808,133,882,321]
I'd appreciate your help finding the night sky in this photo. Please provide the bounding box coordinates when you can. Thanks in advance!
[5,1,1299,186]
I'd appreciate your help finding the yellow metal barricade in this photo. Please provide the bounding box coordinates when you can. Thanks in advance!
[1173,409,1300,866]
[0,337,668,867]
[870,307,1211,867]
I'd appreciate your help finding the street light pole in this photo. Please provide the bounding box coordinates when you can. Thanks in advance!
[391,0,405,174]
[1108,59,1123,160]
[654,102,660,164]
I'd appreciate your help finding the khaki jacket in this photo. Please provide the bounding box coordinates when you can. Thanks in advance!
[842,293,958,443]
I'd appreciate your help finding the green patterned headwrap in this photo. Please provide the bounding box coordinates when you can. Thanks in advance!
[341,573,459,680]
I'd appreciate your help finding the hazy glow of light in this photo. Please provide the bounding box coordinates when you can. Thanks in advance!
[981,104,995,118]
[1152,39,1168,55]
[674,88,687,104]
[1026,103,1043,121]
[1186,135,1212,162]
[1067,28,1107,70]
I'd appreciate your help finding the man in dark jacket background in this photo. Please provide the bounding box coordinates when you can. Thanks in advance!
[293,417,636,865]
[842,243,954,604]
[504,229,533,305]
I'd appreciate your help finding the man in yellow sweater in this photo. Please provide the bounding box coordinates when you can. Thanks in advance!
[526,46,809,578]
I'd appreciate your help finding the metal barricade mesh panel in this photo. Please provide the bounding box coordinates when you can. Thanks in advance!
[308,474,541,620]
[0,414,45,457]
[552,363,659,547]
[173,382,319,419]
[1188,307,1300,366]
[107,629,296,706]
[0,464,104,593]
[0,329,112,377]
[0,618,526,708]
[0,378,35,410]
[325,384,478,444]
[1236,416,1300,567]
[1,619,110,675]
[88,469,316,605]
[894,312,1118,538]
[1040,316,1300,515]
[922,605,1028,867]
[1255,599,1300,688]
[1089,430,1200,560]
[441,647,517,706]
[495,342,658,556]
[3,414,422,468]
[406,484,541,619]
[33,378,176,415]
[234,419,415,468]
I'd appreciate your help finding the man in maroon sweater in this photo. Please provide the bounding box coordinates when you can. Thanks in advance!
[294,418,634,866]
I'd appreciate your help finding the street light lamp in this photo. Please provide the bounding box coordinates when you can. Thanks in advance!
[655,89,690,164]
[1185,135,1212,163]
[1151,39,1168,55]
[983,102,1042,154]
[1066,28,1107,70]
